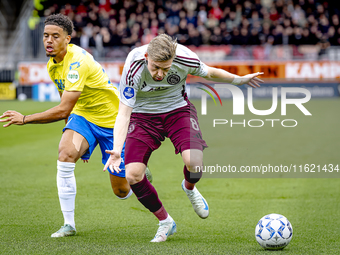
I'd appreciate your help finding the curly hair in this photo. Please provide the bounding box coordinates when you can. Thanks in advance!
[44,14,74,35]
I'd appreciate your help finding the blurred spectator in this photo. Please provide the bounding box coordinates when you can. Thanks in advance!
[100,27,113,47]
[282,26,293,45]
[292,5,307,27]
[73,14,86,31]
[206,13,220,29]
[327,26,339,45]
[198,5,208,24]
[157,8,167,27]
[183,0,197,12]
[248,28,261,45]
[79,28,90,49]
[187,25,202,47]
[141,29,155,45]
[231,27,241,45]
[209,2,223,20]
[319,14,330,34]
[89,25,100,48]
[76,3,87,17]
[177,19,189,45]
[300,28,313,45]
[249,10,261,25]
[272,25,283,45]
[263,35,275,59]
[201,26,212,45]
[87,11,101,27]
[260,22,271,42]
[186,10,197,26]
[210,27,223,45]
[150,19,159,36]
[331,14,339,30]
[269,6,280,22]
[167,2,181,26]
[226,11,241,31]
[239,27,250,45]
[310,24,322,43]
[317,36,330,60]
[38,0,340,51]
[99,10,110,28]
[243,1,253,18]
[70,30,80,46]
[291,27,303,45]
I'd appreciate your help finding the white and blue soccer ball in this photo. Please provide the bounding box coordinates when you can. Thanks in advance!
[255,213,293,250]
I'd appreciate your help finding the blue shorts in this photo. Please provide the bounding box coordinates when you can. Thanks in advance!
[63,114,125,177]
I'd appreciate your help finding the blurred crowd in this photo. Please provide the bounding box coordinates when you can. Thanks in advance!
[39,0,340,50]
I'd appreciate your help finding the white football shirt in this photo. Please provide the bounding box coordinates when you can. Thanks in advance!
[119,44,208,113]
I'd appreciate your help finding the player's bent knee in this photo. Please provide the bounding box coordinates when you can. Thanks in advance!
[124,163,146,185]
[125,171,144,185]
[182,150,203,172]
[58,149,78,163]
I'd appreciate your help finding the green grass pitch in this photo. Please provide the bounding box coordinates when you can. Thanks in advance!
[0,99,339,254]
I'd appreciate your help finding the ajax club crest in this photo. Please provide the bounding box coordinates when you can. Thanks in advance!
[167,73,180,85]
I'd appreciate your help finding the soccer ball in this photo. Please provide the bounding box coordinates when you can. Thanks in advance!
[255,213,293,250]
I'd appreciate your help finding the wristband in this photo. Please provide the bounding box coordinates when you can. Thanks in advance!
[231,75,242,85]
[23,115,26,124]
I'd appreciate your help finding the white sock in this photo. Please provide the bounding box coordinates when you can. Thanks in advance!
[159,214,173,224]
[63,211,75,228]
[57,160,76,229]
[117,188,133,200]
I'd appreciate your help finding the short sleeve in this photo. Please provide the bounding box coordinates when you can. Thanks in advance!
[119,52,143,108]
[175,45,209,77]
[186,50,208,77]
[190,61,209,77]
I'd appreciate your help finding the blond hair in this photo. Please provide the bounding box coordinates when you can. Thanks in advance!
[147,34,177,62]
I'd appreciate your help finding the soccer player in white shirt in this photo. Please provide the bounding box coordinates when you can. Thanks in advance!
[105,34,263,242]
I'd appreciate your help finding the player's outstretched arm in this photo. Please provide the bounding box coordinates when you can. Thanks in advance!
[104,102,133,173]
[58,91,70,125]
[204,66,264,88]
[0,90,81,127]
[0,110,26,127]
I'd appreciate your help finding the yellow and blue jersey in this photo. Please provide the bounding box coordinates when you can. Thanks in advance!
[47,44,118,128]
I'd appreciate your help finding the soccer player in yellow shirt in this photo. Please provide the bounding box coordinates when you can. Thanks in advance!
[0,14,141,237]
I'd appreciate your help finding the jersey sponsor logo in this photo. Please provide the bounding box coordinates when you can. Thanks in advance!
[67,70,80,83]
[141,86,168,92]
[167,74,180,85]
[123,87,135,99]
[140,81,167,92]
[149,86,168,92]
